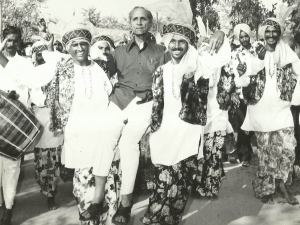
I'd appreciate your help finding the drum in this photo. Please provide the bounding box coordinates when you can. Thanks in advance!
[0,90,43,160]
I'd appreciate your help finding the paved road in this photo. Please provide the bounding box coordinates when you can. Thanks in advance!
[2,155,300,225]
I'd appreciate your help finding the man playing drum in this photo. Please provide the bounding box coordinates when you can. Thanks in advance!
[0,26,45,225]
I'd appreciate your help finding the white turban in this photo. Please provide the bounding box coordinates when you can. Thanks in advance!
[233,23,251,40]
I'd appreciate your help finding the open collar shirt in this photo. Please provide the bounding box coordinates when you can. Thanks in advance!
[108,38,169,110]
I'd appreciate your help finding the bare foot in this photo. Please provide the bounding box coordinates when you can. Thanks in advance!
[278,179,299,205]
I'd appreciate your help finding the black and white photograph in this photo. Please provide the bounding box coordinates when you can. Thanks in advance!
[0,0,300,224]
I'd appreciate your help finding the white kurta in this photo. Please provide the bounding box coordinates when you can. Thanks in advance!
[0,53,45,107]
[33,107,64,148]
[63,62,111,169]
[242,52,295,132]
[149,62,202,166]
[204,68,230,134]
[5,54,112,169]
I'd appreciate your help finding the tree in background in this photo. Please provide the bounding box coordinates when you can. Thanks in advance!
[1,0,45,41]
[189,0,221,37]
[82,7,169,35]
[82,7,130,30]
[229,0,275,39]
[286,0,300,33]
[82,7,102,27]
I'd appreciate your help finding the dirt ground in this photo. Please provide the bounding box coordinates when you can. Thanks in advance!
[1,152,300,225]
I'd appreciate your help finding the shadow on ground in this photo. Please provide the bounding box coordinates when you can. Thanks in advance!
[5,153,300,225]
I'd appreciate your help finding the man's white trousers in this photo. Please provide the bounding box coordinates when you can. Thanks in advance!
[93,97,152,195]
[0,156,21,209]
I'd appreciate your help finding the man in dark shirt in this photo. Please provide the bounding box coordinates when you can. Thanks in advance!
[93,8,163,225]
[92,6,226,225]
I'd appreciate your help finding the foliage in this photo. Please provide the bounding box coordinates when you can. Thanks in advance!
[1,0,44,41]
[82,7,168,34]
[189,0,221,35]
[229,0,273,39]
[202,6,221,31]
[288,0,300,33]
[82,7,129,30]
[82,7,102,27]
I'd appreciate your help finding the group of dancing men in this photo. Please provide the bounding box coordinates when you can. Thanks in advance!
[0,5,300,225]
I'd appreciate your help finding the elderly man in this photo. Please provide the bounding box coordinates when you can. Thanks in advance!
[0,21,113,225]
[240,18,300,205]
[92,6,226,225]
[0,26,45,225]
[142,21,229,225]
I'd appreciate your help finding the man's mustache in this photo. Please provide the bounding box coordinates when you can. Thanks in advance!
[171,48,183,52]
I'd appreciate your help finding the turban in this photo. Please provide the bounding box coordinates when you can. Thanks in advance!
[32,40,48,54]
[258,18,285,39]
[63,30,92,52]
[48,17,95,52]
[161,22,201,91]
[162,22,196,45]
[233,23,251,40]
[92,35,115,50]
[60,19,93,52]
[90,35,115,61]
[257,18,298,67]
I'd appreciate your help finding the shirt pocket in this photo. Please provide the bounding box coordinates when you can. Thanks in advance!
[146,57,161,73]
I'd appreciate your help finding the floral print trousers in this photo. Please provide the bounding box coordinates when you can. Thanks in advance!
[34,146,62,197]
[194,130,226,197]
[142,155,198,225]
[252,127,296,198]
[73,152,122,225]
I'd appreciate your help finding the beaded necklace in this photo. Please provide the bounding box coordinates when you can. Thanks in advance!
[81,66,93,99]
[268,52,276,78]
[171,64,181,100]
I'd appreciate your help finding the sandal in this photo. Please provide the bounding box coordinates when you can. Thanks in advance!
[242,161,250,167]
[80,202,108,221]
[112,202,133,225]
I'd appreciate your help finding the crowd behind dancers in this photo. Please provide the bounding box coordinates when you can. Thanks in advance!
[0,5,300,225]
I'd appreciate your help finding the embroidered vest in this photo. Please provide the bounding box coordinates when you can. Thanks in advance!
[243,63,296,105]
[216,67,239,113]
[151,65,209,133]
[46,58,76,132]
